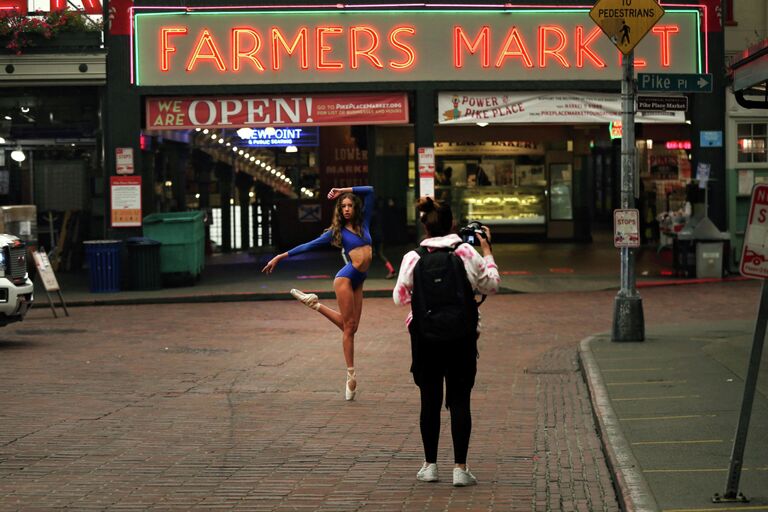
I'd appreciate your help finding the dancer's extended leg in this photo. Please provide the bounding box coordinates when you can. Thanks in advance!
[334,277,358,370]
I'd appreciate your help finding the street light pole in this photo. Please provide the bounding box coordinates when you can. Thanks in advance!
[612,50,645,342]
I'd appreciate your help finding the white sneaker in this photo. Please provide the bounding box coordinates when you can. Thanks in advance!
[453,466,477,487]
[290,289,319,310]
[345,369,356,401]
[417,462,439,482]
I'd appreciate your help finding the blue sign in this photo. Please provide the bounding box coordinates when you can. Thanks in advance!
[240,127,319,148]
[700,131,723,148]
[637,73,713,93]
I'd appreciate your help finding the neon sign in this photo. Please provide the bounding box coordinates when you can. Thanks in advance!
[133,9,703,86]
[240,126,319,147]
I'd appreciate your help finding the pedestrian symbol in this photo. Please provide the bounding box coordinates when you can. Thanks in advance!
[620,20,630,45]
[589,0,665,55]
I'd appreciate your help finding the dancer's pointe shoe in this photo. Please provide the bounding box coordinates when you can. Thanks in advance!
[345,368,357,401]
[290,288,319,310]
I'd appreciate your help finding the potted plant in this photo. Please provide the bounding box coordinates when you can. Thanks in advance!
[0,10,103,55]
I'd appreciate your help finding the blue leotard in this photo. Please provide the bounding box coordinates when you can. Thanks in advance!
[286,186,374,288]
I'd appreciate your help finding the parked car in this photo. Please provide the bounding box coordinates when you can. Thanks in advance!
[0,234,34,326]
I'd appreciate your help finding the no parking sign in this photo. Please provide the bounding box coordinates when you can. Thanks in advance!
[740,183,768,279]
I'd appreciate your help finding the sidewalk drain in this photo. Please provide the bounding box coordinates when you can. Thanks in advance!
[525,368,575,374]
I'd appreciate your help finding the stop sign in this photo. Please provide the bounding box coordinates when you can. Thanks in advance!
[741,183,768,279]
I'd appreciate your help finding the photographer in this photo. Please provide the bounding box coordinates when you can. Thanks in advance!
[392,197,500,487]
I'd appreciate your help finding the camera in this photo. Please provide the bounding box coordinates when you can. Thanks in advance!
[459,221,487,246]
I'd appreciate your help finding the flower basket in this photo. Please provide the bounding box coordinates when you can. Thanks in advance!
[0,10,103,55]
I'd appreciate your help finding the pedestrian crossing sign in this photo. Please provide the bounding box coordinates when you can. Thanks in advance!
[589,0,665,55]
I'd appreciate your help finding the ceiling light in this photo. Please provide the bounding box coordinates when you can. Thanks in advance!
[285,145,298,153]
[0,136,5,144]
[4,115,11,121]
[476,122,489,127]
[202,128,209,134]
[265,165,271,171]
[20,107,29,113]
[10,147,25,162]
[264,126,277,136]
[211,133,217,139]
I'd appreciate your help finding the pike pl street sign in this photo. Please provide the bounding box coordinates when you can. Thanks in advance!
[637,73,714,93]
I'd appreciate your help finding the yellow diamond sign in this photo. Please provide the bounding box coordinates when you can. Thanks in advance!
[590,0,665,55]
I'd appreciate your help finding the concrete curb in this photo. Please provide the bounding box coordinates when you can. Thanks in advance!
[578,335,660,512]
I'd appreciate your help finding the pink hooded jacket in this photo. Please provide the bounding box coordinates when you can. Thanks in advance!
[392,234,501,328]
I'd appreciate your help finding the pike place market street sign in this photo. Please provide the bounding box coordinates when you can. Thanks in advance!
[589,0,665,55]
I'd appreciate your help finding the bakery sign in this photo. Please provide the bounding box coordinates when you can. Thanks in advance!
[132,8,703,86]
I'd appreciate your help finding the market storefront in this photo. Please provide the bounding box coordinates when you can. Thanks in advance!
[106,2,711,250]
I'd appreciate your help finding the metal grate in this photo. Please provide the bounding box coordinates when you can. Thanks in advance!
[7,246,27,284]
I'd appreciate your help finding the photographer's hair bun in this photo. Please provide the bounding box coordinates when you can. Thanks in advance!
[416,196,453,237]
[416,196,436,213]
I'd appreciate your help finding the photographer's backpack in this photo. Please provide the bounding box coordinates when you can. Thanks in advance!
[411,245,479,344]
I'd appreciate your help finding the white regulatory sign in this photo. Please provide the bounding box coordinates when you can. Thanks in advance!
[740,183,768,279]
[614,209,640,248]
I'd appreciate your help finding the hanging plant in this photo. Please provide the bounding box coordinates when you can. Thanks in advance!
[0,10,103,55]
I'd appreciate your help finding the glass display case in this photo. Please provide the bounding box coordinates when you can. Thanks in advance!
[549,163,573,220]
[454,185,546,226]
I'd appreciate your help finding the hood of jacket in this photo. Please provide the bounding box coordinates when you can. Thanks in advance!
[419,233,463,249]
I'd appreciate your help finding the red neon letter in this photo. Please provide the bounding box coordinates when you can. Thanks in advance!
[495,27,533,68]
[617,53,647,68]
[651,25,679,67]
[454,26,490,69]
[232,28,265,72]
[576,26,605,68]
[160,27,187,72]
[272,28,309,70]
[350,26,383,69]
[316,26,344,70]
[186,29,227,72]
[538,25,570,68]
[81,0,102,15]
[388,26,416,70]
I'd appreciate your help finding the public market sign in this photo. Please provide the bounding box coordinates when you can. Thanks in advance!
[132,8,702,86]
[144,93,408,130]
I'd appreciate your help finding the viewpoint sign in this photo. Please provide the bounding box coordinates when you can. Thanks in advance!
[133,8,700,86]
[589,0,665,55]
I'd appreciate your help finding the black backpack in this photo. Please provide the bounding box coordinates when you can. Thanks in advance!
[411,245,479,343]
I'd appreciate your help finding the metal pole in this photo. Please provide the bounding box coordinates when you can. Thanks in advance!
[714,279,768,503]
[612,50,645,342]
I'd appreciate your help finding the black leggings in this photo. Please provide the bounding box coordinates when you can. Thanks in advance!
[418,372,472,465]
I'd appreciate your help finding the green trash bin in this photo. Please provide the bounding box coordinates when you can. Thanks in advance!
[142,211,205,283]
[125,237,162,290]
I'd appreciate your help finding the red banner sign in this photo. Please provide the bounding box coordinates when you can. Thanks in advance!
[145,93,408,130]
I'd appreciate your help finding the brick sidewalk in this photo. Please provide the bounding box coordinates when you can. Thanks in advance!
[0,281,759,510]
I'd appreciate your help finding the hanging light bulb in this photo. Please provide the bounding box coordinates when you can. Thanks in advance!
[10,147,25,162]
[0,136,5,144]
[285,145,298,153]
[236,127,254,139]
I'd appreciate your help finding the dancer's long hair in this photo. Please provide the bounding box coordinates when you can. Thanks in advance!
[327,192,363,248]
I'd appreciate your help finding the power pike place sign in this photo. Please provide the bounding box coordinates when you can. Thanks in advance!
[131,8,702,86]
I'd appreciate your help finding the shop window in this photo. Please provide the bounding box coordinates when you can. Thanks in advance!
[737,123,768,163]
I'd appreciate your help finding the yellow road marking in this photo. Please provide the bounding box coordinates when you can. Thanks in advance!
[607,380,687,386]
[632,439,722,446]
[646,467,768,473]
[663,506,768,512]
[620,414,715,421]
[613,395,701,402]
[602,368,674,372]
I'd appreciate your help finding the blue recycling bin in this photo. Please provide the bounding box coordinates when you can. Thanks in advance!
[83,240,123,293]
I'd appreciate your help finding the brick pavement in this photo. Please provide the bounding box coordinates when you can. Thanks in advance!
[0,281,759,510]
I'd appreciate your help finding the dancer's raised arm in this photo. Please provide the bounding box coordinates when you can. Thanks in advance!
[261,230,333,274]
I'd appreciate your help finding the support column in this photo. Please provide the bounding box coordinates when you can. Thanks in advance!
[413,87,436,240]
[215,161,233,253]
[236,171,254,250]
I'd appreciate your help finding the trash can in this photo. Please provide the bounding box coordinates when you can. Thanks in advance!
[672,236,696,277]
[143,211,205,283]
[125,237,162,290]
[696,241,724,278]
[83,240,122,293]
